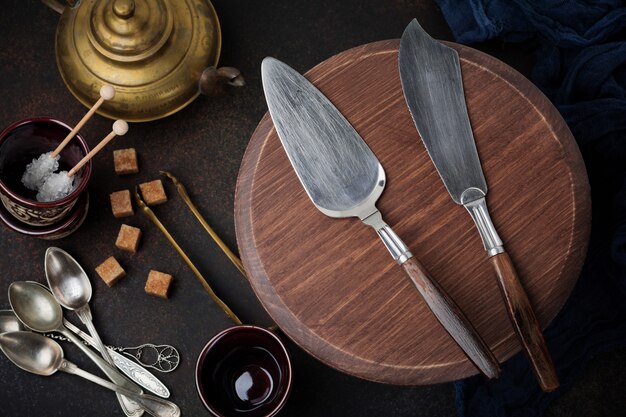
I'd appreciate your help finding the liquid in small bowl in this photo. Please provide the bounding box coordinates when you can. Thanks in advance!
[196,326,292,417]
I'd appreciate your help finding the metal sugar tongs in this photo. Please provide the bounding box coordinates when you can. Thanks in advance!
[136,172,283,325]
[115,170,249,372]
[134,183,243,325]
[160,171,245,276]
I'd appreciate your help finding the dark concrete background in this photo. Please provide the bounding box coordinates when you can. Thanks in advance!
[0,1,624,416]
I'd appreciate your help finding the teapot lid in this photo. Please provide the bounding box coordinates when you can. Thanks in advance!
[55,0,221,122]
[89,0,174,62]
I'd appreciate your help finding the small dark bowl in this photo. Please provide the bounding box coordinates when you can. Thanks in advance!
[196,326,292,417]
[0,191,89,240]
[0,117,92,227]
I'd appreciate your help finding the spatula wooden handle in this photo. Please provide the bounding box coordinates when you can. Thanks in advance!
[491,252,559,392]
[401,257,501,379]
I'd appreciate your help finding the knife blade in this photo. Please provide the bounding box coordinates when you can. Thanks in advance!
[261,57,500,378]
[399,19,558,391]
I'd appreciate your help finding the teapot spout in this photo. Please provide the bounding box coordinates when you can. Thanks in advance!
[199,66,245,96]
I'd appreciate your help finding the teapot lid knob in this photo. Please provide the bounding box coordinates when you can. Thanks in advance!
[113,0,135,19]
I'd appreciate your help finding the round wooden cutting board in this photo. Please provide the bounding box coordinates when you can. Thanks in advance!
[235,40,591,385]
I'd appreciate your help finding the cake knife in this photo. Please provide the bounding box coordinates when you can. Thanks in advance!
[398,19,558,391]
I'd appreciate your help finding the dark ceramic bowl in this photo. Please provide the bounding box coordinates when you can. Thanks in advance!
[0,118,91,226]
[196,326,292,417]
[0,191,89,240]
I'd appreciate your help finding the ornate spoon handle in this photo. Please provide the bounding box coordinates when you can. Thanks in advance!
[62,360,180,417]
[44,331,180,373]
[61,319,171,397]
[109,351,170,398]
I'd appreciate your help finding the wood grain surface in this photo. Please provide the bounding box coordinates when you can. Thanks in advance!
[491,251,559,391]
[234,40,591,385]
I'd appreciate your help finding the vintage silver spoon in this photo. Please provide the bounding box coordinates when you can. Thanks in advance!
[45,247,135,400]
[8,281,143,417]
[0,331,180,417]
[1,304,178,373]
[44,248,173,395]
[0,307,169,398]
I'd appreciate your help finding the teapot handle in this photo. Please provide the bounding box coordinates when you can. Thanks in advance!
[41,0,78,14]
[199,66,245,96]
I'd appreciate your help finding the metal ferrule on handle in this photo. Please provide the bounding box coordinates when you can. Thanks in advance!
[362,208,500,378]
[362,210,413,264]
[461,191,558,390]
[462,193,504,257]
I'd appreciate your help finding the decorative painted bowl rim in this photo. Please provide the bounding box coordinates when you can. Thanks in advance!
[0,191,88,237]
[195,325,293,417]
[0,117,92,208]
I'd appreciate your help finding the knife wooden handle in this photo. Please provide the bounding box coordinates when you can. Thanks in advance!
[491,252,559,392]
[401,257,501,379]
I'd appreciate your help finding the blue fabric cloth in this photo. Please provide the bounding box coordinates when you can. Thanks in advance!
[432,1,626,416]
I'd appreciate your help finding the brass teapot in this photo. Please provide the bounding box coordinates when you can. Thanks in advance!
[43,0,244,122]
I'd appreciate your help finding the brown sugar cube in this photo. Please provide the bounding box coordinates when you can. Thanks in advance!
[145,270,173,299]
[115,224,142,254]
[138,180,167,206]
[113,148,139,175]
[95,256,126,287]
[110,190,134,218]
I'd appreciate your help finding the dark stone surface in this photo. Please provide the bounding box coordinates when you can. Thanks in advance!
[0,1,621,416]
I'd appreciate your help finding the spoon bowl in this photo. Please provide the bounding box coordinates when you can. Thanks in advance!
[8,280,154,413]
[8,281,63,332]
[0,310,24,333]
[1,303,172,398]
[45,247,92,310]
[0,331,63,376]
[0,331,181,416]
